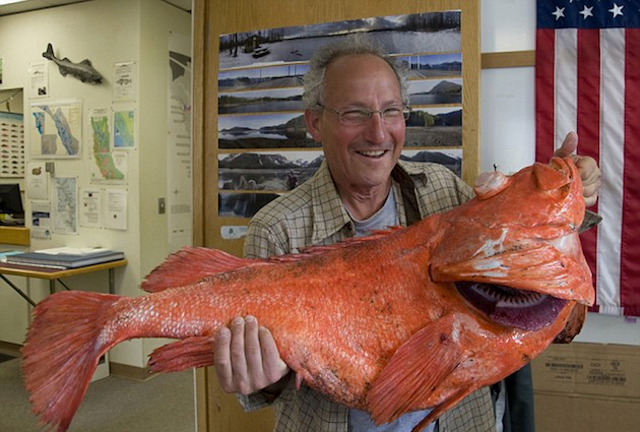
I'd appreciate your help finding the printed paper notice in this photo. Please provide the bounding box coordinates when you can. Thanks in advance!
[26,162,49,200]
[31,201,52,239]
[53,177,77,235]
[105,189,127,230]
[28,61,48,98]
[113,62,137,102]
[80,189,101,228]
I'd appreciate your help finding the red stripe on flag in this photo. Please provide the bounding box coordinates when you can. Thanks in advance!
[575,29,600,302]
[620,28,640,316]
[576,29,601,162]
[535,28,556,162]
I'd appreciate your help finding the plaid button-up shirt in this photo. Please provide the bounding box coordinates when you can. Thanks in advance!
[240,160,495,432]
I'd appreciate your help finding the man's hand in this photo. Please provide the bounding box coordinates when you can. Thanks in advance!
[214,316,290,395]
[554,132,602,207]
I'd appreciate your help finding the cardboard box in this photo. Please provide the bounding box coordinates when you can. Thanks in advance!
[532,342,640,432]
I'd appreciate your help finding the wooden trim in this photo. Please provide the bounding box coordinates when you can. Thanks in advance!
[0,340,22,356]
[196,368,209,432]
[192,0,207,248]
[109,362,153,382]
[481,50,535,69]
[0,226,30,246]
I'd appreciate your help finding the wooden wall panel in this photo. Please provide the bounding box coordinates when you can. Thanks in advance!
[192,1,480,431]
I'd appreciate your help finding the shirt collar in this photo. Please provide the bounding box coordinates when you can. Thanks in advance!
[310,160,352,244]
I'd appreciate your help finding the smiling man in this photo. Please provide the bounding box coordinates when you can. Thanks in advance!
[305,52,407,221]
[213,34,600,432]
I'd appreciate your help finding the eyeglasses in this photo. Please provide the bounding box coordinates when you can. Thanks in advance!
[318,104,411,126]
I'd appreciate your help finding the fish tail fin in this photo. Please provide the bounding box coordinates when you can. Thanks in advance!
[42,43,54,60]
[149,336,215,373]
[22,291,121,432]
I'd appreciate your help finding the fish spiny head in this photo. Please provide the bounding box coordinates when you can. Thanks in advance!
[429,157,594,330]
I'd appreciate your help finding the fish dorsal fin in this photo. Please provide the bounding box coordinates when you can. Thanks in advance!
[80,59,93,66]
[277,227,403,260]
[141,246,265,293]
[367,314,464,424]
[142,228,404,292]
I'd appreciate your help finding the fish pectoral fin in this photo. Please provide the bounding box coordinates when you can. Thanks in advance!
[148,336,216,373]
[367,314,464,425]
[141,246,268,293]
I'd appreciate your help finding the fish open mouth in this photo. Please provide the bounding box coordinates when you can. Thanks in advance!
[455,281,568,331]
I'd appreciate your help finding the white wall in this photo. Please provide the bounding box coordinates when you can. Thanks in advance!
[480,1,640,344]
[0,0,191,366]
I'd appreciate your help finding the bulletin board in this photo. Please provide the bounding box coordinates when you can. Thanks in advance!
[192,1,479,429]
[194,0,480,261]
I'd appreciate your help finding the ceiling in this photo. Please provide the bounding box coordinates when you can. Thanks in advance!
[0,0,191,16]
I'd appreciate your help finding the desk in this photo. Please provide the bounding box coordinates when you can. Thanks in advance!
[0,259,127,306]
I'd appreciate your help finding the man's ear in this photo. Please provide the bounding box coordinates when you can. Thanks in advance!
[305,109,322,143]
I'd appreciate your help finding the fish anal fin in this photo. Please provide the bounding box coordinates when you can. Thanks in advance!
[148,336,215,373]
[141,246,266,293]
[367,314,464,425]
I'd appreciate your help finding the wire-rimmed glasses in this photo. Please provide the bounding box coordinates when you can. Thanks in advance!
[318,104,412,126]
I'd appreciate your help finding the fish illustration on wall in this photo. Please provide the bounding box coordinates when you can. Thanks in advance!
[42,43,103,84]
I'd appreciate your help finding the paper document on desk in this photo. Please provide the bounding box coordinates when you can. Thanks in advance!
[34,247,112,256]
[6,249,124,269]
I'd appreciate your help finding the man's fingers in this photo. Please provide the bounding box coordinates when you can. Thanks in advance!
[214,326,234,392]
[259,326,289,383]
[213,316,289,396]
[575,155,602,207]
[554,131,578,158]
[244,316,265,387]
[229,316,250,393]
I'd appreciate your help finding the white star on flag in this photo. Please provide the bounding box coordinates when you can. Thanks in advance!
[580,5,594,19]
[609,3,624,18]
[552,6,565,20]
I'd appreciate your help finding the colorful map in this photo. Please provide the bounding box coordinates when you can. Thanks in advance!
[30,101,82,158]
[114,110,135,148]
[89,110,126,182]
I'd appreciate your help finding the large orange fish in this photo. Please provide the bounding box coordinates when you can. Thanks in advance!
[22,157,594,432]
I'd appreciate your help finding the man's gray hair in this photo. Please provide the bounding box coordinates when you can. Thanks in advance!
[302,34,410,110]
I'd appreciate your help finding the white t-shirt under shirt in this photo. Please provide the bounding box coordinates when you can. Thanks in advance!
[348,189,437,432]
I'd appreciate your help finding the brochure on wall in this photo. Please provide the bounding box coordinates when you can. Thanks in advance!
[80,188,101,228]
[28,61,48,98]
[104,188,127,231]
[30,200,51,239]
[26,162,49,200]
[113,62,136,102]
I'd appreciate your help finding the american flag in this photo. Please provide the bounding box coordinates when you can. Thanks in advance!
[536,0,640,316]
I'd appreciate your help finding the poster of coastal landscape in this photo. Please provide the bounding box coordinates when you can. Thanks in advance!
[217,10,464,218]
